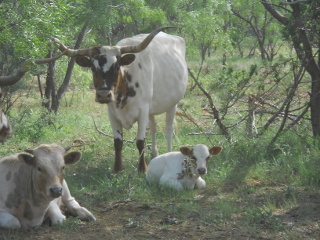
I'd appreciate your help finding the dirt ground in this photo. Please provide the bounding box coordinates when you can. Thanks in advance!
[1,185,320,240]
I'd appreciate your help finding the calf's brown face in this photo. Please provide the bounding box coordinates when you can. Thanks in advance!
[180,144,222,176]
[20,144,81,199]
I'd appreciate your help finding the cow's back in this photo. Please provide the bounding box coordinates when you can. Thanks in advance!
[117,32,188,115]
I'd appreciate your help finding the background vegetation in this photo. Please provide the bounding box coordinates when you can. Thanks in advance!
[1,0,320,239]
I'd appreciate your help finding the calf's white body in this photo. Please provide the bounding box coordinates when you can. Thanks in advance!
[146,144,222,191]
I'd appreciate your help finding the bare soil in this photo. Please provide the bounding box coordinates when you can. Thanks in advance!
[1,185,320,240]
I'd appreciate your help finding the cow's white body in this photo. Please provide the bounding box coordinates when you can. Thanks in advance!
[0,144,95,229]
[110,31,188,153]
[146,144,222,191]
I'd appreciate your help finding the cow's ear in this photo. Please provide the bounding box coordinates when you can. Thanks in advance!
[64,151,82,165]
[120,54,135,66]
[180,146,192,156]
[209,146,222,156]
[18,153,36,167]
[75,56,93,68]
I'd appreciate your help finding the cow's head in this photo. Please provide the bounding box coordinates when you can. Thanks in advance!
[180,144,222,176]
[18,144,81,200]
[74,47,136,103]
[53,27,175,104]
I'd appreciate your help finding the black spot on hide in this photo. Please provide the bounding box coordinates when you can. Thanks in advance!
[135,82,139,88]
[126,74,132,83]
[127,87,136,97]
[98,56,107,68]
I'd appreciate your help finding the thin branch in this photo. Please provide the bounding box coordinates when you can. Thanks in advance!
[260,0,290,25]
[92,118,135,144]
[280,0,312,5]
[188,68,230,139]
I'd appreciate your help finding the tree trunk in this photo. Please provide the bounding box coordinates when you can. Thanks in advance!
[51,22,88,113]
[261,0,320,137]
[310,73,320,136]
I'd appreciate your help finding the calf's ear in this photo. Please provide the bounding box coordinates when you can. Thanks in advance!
[180,146,192,156]
[64,151,82,165]
[209,146,222,156]
[19,153,36,167]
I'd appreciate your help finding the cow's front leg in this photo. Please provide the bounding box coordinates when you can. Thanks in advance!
[114,138,123,173]
[136,139,147,173]
[46,199,66,225]
[60,180,96,222]
[108,107,124,173]
[136,109,149,173]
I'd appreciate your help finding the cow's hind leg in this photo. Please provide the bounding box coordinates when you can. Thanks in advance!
[0,212,21,229]
[149,114,158,158]
[165,105,177,152]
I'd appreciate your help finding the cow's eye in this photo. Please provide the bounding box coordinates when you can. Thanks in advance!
[37,167,42,172]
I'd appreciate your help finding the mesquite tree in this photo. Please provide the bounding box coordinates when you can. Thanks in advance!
[261,0,320,137]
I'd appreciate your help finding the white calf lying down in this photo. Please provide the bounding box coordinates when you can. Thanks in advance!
[146,144,222,191]
[0,144,96,229]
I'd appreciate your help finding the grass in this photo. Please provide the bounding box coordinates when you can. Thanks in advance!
[1,53,320,238]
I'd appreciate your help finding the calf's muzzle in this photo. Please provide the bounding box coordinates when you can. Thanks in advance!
[197,168,207,175]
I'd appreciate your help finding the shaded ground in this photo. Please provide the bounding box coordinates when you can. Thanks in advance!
[1,185,320,240]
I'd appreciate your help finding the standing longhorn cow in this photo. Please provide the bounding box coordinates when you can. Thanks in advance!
[54,27,188,173]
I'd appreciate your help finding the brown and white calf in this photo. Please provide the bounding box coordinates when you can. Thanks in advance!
[146,144,222,191]
[0,144,96,229]
[54,27,188,173]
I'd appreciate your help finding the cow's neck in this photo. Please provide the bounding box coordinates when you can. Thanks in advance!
[115,69,135,109]
[30,168,49,206]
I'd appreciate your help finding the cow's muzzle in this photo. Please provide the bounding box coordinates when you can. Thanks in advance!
[50,186,63,198]
[95,88,114,104]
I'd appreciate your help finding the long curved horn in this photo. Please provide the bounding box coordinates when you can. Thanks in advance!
[0,50,69,87]
[120,26,176,54]
[53,38,99,57]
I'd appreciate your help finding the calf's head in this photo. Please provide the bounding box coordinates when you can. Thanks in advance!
[18,144,81,200]
[180,144,222,176]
